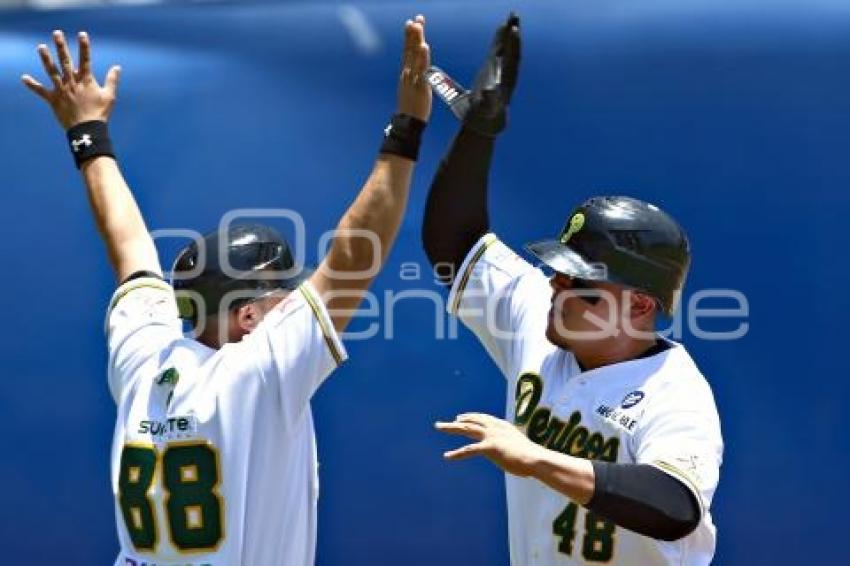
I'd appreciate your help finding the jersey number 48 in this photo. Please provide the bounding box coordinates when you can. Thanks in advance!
[554,502,616,562]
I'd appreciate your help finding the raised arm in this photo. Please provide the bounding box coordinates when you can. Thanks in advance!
[422,14,520,285]
[309,16,432,332]
[22,31,160,283]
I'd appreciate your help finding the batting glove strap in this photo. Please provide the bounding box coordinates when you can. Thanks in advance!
[66,120,115,169]
[379,113,427,161]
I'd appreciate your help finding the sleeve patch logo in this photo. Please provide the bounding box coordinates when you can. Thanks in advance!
[620,390,645,409]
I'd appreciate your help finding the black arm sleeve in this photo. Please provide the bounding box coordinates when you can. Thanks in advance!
[422,127,495,286]
[587,462,701,541]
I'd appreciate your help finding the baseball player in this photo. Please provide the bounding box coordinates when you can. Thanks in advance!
[424,15,723,565]
[23,18,431,565]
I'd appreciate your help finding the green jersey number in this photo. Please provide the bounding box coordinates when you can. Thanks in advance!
[553,502,616,562]
[118,442,224,552]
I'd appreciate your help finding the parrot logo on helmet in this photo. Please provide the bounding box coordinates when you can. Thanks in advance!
[560,212,585,244]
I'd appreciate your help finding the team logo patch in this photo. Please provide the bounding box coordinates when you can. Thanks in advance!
[560,212,585,244]
[157,367,179,386]
[620,390,645,409]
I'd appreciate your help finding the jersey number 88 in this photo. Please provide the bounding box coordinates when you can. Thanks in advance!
[118,442,224,552]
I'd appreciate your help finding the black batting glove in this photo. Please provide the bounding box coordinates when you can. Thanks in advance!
[466,12,521,136]
[426,13,521,137]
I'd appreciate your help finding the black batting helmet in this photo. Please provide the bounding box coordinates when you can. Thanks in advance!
[171,224,309,321]
[525,196,690,316]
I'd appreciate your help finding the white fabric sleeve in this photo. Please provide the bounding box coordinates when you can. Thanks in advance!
[105,277,183,404]
[632,383,724,519]
[446,233,551,376]
[244,280,347,427]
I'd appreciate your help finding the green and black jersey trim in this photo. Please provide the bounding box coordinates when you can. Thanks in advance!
[450,233,498,315]
[107,277,174,317]
[298,282,346,367]
[652,459,706,519]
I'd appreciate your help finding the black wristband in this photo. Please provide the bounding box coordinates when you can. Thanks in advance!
[379,113,427,161]
[66,120,115,168]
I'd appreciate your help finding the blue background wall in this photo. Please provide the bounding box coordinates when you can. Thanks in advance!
[1,0,847,563]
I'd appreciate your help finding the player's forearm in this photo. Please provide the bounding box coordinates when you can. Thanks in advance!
[311,15,429,330]
[81,156,160,282]
[529,445,596,505]
[314,154,413,330]
[332,156,412,267]
[422,126,493,284]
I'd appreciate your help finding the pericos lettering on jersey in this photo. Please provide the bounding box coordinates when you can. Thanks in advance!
[514,373,619,462]
[137,415,198,441]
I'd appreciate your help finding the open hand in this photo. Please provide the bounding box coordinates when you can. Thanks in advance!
[436,412,543,477]
[22,30,121,129]
[465,13,521,136]
[397,15,432,122]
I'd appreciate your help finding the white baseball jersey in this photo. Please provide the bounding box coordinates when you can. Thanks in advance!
[448,234,723,566]
[106,276,346,566]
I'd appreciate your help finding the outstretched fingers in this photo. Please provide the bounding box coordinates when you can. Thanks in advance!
[400,19,416,82]
[502,17,520,63]
[20,74,50,100]
[411,17,430,78]
[435,421,485,440]
[78,31,92,79]
[104,65,122,97]
[457,412,499,426]
[444,441,487,461]
[38,43,62,89]
[501,18,521,96]
[52,30,75,82]
[401,15,428,84]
